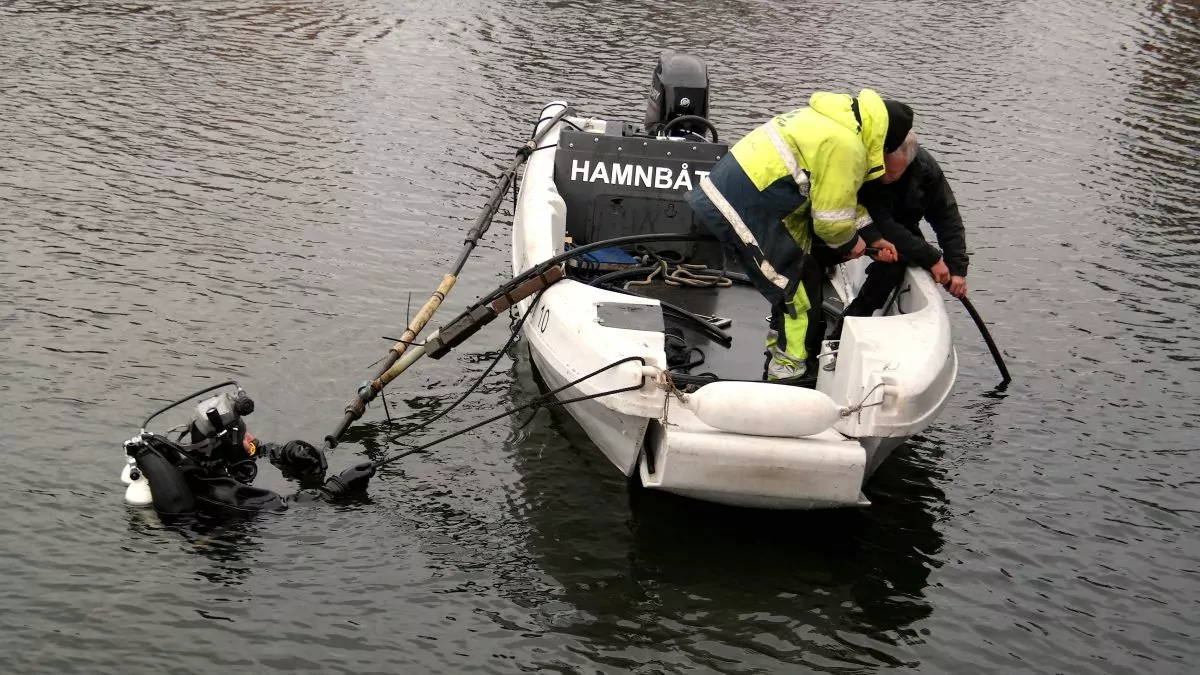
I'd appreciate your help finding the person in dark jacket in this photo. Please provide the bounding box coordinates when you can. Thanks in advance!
[837,133,969,328]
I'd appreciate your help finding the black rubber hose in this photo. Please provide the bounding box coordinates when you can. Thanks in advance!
[587,266,750,288]
[959,296,1012,385]
[141,380,238,430]
[328,415,355,449]
[480,232,715,308]
[372,357,647,470]
[448,104,576,277]
[703,269,751,284]
[587,266,660,287]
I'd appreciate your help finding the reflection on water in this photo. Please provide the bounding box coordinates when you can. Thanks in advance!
[2,0,1198,672]
[125,514,264,588]
[501,353,945,671]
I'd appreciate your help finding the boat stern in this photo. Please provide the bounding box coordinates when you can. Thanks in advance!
[638,399,868,509]
[818,266,959,475]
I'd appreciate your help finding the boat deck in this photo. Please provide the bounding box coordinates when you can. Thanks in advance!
[613,275,846,384]
[620,279,771,382]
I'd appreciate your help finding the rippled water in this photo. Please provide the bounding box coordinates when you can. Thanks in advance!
[2,0,1197,672]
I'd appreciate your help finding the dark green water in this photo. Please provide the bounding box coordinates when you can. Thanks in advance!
[2,0,1197,672]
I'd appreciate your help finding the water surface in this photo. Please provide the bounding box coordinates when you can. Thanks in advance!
[1,0,1197,672]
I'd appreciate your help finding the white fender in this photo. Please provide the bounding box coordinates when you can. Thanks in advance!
[120,462,135,485]
[124,477,153,506]
[681,381,844,438]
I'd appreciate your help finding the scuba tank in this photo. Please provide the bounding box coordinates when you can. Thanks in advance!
[123,435,196,515]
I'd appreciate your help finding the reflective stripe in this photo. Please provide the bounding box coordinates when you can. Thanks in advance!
[813,207,856,223]
[855,212,873,230]
[762,122,809,192]
[700,176,790,291]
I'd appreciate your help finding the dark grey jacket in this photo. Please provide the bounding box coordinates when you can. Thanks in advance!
[858,147,969,277]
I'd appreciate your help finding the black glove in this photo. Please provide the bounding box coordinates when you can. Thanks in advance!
[320,462,375,500]
[268,440,328,478]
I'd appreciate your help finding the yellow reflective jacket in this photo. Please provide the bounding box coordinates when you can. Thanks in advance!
[728,89,889,252]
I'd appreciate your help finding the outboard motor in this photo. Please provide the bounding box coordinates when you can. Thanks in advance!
[644,52,711,138]
[551,51,726,264]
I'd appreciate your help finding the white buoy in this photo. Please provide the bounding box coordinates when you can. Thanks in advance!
[681,381,844,438]
[125,476,153,506]
[120,461,135,485]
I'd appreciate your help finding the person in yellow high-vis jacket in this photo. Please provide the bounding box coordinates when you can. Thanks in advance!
[684,89,914,379]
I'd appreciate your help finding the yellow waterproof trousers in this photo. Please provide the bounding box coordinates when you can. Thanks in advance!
[766,283,812,380]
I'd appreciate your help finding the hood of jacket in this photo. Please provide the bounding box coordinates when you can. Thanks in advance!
[808,88,889,182]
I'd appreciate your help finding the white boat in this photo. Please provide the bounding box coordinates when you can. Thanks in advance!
[510,54,957,509]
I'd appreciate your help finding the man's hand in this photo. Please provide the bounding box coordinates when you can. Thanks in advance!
[929,258,951,285]
[946,275,967,299]
[843,237,866,260]
[868,239,898,263]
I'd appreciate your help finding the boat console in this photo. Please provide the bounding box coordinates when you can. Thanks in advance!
[542,53,786,383]
[552,52,728,266]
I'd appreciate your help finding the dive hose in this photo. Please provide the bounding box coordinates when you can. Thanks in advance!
[324,232,717,448]
[324,104,577,448]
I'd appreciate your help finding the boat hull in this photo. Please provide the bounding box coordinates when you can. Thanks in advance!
[526,337,648,475]
[526,346,871,510]
[511,103,958,510]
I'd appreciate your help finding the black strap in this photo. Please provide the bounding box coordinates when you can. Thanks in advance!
[850,97,863,132]
[177,438,215,455]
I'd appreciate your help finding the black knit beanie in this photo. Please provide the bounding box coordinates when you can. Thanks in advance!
[883,100,914,153]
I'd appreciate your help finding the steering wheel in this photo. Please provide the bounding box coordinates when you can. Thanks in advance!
[661,115,720,143]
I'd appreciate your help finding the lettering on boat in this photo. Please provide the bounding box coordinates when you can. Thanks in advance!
[568,160,710,191]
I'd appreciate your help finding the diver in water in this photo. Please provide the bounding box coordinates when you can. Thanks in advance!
[123,384,374,517]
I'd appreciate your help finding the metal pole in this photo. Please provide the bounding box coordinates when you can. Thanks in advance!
[324,106,576,448]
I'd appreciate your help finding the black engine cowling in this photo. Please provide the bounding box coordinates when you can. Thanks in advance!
[644,52,710,137]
